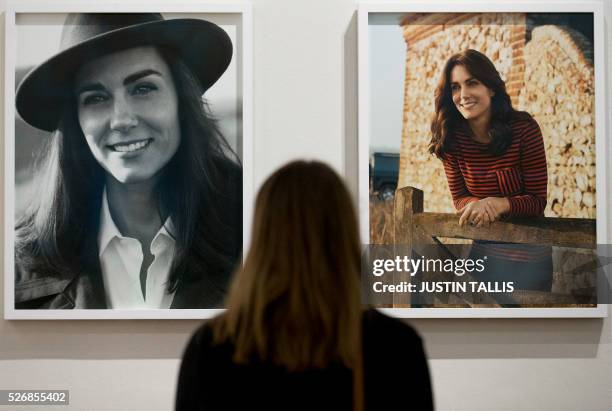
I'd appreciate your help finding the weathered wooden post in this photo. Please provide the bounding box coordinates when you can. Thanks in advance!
[393,187,424,306]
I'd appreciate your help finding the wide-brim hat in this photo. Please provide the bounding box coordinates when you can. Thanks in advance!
[16,13,232,132]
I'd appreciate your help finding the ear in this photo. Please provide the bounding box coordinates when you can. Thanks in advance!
[490,91,495,97]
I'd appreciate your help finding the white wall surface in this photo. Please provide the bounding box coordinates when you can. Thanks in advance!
[1,0,611,410]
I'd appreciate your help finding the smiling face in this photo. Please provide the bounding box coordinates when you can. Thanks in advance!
[74,46,180,185]
[450,64,494,125]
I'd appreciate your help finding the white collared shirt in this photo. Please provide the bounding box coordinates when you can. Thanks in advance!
[98,189,176,309]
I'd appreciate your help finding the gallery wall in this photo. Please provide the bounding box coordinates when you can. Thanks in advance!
[0,0,611,410]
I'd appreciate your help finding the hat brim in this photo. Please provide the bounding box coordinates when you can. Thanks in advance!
[16,18,232,132]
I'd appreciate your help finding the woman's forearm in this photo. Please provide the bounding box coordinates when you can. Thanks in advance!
[506,194,547,217]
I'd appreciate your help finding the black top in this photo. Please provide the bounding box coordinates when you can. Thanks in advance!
[176,309,433,410]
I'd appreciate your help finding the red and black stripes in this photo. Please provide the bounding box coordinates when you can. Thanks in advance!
[441,117,549,261]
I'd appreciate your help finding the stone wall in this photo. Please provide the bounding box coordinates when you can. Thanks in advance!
[398,14,595,218]
[398,13,526,213]
[519,25,595,218]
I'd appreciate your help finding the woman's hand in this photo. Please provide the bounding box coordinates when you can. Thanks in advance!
[457,200,494,227]
[457,197,510,227]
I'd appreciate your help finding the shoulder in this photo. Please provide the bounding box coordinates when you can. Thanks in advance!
[14,257,74,308]
[441,126,470,162]
[440,150,456,164]
[363,309,423,347]
[212,156,242,182]
[440,127,462,158]
[14,244,63,290]
[183,319,234,361]
[181,323,213,367]
[176,320,233,410]
[509,112,541,135]
[209,156,242,205]
[362,309,432,409]
[187,322,216,349]
[179,320,237,383]
[14,235,104,309]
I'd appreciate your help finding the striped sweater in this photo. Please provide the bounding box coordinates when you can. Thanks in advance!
[441,115,550,261]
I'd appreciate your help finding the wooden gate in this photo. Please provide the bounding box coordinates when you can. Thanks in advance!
[392,187,597,307]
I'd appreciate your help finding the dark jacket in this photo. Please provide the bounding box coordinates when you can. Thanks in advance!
[175,309,434,410]
[14,246,230,309]
[14,160,242,310]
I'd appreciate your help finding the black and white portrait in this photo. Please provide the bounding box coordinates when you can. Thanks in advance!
[9,11,247,316]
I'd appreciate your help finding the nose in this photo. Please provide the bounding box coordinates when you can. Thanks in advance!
[110,94,138,132]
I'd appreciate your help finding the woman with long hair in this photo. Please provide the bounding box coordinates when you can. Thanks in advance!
[430,49,551,291]
[14,13,242,309]
[176,160,432,410]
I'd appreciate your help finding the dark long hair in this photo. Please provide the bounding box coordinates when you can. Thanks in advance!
[429,49,529,157]
[211,161,362,372]
[16,46,242,295]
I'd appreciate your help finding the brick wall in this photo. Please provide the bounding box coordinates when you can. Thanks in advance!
[398,13,595,218]
[519,25,595,218]
[399,13,527,213]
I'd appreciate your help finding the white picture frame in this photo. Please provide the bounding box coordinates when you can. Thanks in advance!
[358,1,608,318]
[4,1,253,320]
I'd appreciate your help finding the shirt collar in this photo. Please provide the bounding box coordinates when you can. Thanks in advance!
[98,188,175,257]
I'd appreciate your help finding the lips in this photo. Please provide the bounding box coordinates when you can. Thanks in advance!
[460,101,477,109]
[107,138,152,153]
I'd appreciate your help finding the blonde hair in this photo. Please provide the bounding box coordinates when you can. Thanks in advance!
[211,160,362,372]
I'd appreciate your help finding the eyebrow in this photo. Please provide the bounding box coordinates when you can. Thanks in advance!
[75,69,163,95]
[76,83,105,95]
[450,77,476,86]
[123,69,162,86]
